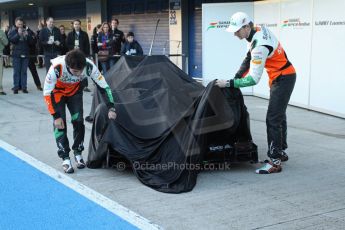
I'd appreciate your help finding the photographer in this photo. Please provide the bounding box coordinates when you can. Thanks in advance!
[8,17,35,94]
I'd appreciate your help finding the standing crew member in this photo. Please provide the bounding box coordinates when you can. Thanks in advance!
[43,49,117,173]
[39,17,61,73]
[216,12,296,174]
[110,18,125,56]
[67,19,91,92]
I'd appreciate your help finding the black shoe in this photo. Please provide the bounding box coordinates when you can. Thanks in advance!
[0,92,6,95]
[83,87,91,92]
[85,116,93,123]
[22,89,29,94]
[37,86,43,91]
[13,89,18,94]
[281,150,289,162]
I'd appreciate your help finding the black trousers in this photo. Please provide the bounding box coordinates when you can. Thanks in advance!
[266,73,296,159]
[54,91,85,159]
[28,57,42,87]
[44,54,58,73]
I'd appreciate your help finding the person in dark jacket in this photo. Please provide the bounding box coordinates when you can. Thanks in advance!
[91,24,101,57]
[39,17,62,73]
[67,19,91,92]
[59,25,68,55]
[8,17,35,94]
[121,32,143,56]
[110,18,125,65]
[110,18,125,55]
[91,24,102,72]
[66,19,90,56]
[36,21,45,68]
[26,24,43,91]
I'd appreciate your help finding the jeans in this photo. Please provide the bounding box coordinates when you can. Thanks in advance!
[12,57,29,90]
[28,57,42,87]
[266,73,296,159]
[100,58,115,75]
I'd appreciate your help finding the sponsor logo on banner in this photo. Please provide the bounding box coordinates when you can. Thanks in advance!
[314,20,345,26]
[281,18,310,29]
[207,21,231,31]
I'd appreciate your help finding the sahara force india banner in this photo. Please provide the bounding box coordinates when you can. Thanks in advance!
[202,2,254,95]
[202,0,345,118]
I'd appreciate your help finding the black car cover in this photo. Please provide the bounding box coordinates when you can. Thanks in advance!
[87,55,257,193]
[87,55,145,121]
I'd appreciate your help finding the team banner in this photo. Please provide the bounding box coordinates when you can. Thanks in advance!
[202,2,254,95]
[202,0,345,118]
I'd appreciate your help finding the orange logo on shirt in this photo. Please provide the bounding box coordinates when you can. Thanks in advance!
[252,59,262,65]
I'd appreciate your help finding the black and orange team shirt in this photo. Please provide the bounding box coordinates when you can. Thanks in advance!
[231,26,295,88]
[43,56,115,119]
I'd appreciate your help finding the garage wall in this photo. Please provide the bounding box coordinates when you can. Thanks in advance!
[13,7,39,32]
[108,0,169,55]
[188,7,202,78]
[107,13,169,55]
[50,2,87,34]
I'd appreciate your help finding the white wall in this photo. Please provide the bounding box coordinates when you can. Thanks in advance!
[309,0,345,117]
[202,0,345,118]
[202,2,254,95]
[279,0,313,108]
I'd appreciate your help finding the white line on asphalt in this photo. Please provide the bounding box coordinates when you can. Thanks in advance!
[0,139,163,230]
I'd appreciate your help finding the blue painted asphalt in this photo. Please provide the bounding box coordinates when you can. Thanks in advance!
[0,147,138,230]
